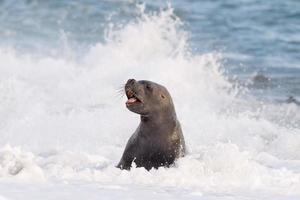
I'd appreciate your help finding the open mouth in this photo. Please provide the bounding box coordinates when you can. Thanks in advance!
[126,90,141,105]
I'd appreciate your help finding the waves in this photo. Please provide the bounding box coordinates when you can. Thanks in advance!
[0,5,299,196]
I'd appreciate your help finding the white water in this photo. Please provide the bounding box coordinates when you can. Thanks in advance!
[0,6,300,200]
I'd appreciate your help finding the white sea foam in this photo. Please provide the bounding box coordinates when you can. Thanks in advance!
[0,145,45,182]
[0,6,299,199]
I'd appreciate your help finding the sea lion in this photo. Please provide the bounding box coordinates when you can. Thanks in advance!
[117,79,186,170]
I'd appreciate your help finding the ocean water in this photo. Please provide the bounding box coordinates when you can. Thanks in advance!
[0,0,300,199]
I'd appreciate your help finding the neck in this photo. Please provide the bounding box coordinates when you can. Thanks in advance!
[140,109,177,127]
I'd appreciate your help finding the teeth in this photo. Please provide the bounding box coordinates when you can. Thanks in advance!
[126,91,134,98]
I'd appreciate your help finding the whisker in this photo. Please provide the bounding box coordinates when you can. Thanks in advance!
[116,87,124,93]
[113,92,124,101]
[116,84,125,92]
[114,84,126,100]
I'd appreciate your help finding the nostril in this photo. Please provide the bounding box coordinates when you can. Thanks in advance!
[127,79,136,85]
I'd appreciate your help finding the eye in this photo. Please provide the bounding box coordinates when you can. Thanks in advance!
[145,83,152,91]
[161,94,165,99]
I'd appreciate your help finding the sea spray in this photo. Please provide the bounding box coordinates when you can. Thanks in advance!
[0,4,299,197]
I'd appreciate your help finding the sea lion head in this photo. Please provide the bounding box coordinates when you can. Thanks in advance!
[124,79,174,116]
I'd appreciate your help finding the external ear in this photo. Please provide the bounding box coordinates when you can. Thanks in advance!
[161,94,165,99]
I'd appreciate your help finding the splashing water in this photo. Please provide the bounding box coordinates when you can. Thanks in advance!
[0,4,299,200]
